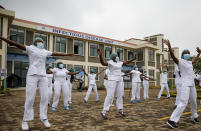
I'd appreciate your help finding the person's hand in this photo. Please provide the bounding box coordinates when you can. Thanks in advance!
[164,39,171,47]
[97,49,102,55]
[196,47,201,54]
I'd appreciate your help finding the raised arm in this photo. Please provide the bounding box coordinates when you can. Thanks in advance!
[68,71,80,76]
[52,52,74,56]
[159,63,162,74]
[97,49,108,66]
[82,69,88,76]
[97,68,106,75]
[164,40,179,64]
[192,47,201,64]
[165,64,169,72]
[124,72,133,76]
[123,54,136,65]
[0,36,26,50]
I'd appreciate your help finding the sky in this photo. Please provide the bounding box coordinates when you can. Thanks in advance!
[0,0,201,56]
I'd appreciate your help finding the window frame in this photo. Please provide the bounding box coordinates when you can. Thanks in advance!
[127,50,134,61]
[9,27,26,47]
[55,36,67,53]
[104,45,112,59]
[73,39,84,56]
[89,42,99,57]
[116,47,124,61]
[148,49,155,62]
[137,49,144,61]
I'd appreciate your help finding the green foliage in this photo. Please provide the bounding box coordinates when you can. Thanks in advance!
[0,86,10,94]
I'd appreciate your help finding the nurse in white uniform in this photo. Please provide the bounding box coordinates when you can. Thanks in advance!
[157,64,171,100]
[143,73,154,100]
[126,67,143,103]
[174,66,182,108]
[164,40,200,129]
[97,49,136,119]
[48,62,80,111]
[0,36,74,130]
[83,68,105,102]
[66,67,76,104]
[46,66,54,106]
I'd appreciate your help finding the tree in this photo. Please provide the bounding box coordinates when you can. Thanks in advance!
[192,57,201,74]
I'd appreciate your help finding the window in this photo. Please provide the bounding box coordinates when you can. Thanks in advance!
[128,50,134,60]
[137,49,143,61]
[149,69,155,79]
[34,33,47,49]
[116,47,124,61]
[89,43,98,57]
[150,37,157,45]
[9,27,25,44]
[89,66,99,80]
[149,49,155,61]
[55,37,67,53]
[104,45,112,59]
[74,40,84,55]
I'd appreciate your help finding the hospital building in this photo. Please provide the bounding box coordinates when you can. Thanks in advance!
[0,7,179,88]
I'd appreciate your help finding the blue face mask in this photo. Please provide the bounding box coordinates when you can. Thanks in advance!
[59,64,64,69]
[115,57,119,62]
[183,54,190,60]
[37,42,44,49]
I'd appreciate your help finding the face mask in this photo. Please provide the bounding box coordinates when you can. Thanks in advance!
[59,64,64,69]
[115,57,119,62]
[183,54,190,60]
[37,42,44,49]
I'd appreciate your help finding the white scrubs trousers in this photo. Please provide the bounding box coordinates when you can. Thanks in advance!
[175,82,182,106]
[131,82,141,100]
[143,83,149,99]
[170,86,198,122]
[157,83,170,98]
[48,79,53,104]
[84,84,99,101]
[102,80,124,112]
[52,80,69,108]
[67,81,73,102]
[23,75,48,121]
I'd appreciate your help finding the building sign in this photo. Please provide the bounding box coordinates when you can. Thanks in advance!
[37,26,122,46]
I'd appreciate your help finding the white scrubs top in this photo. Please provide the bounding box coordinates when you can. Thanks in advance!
[51,68,69,81]
[131,70,142,83]
[88,74,97,85]
[178,59,195,87]
[108,60,123,81]
[26,45,52,76]
[161,72,168,84]
[174,66,181,85]
[143,75,149,85]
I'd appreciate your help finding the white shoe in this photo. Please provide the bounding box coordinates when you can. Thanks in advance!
[22,121,29,130]
[41,119,51,128]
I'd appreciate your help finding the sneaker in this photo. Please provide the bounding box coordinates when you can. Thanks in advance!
[166,119,178,129]
[41,119,51,128]
[131,100,135,104]
[22,121,29,131]
[119,110,126,117]
[68,101,72,104]
[193,118,199,123]
[101,112,108,120]
[52,107,56,111]
[156,98,160,101]
[137,99,142,103]
[65,106,69,110]
[83,99,87,103]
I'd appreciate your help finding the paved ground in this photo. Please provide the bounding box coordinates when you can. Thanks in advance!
[0,88,201,131]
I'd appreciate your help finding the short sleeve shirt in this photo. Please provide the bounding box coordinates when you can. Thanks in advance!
[178,59,195,86]
[88,73,96,85]
[131,70,142,83]
[51,68,69,81]
[26,45,52,76]
[108,60,123,81]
